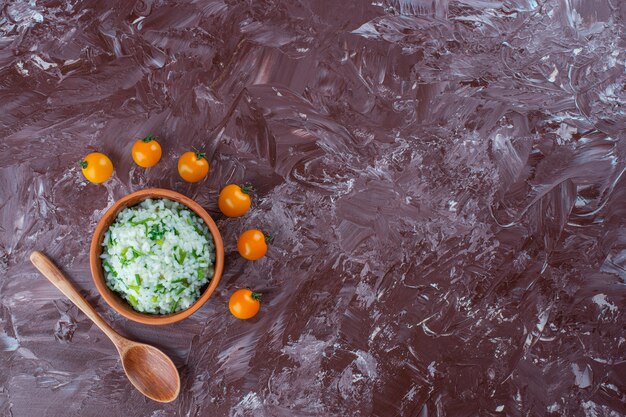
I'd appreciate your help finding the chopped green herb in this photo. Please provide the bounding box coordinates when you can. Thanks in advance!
[156,239,165,245]
[130,217,156,226]
[151,295,158,303]
[171,298,180,311]
[192,224,203,235]
[176,248,186,264]
[176,287,185,295]
[131,247,145,258]
[172,246,186,264]
[103,260,118,277]
[171,278,187,284]
[128,284,140,293]
[148,222,166,241]
[197,268,205,279]
[135,274,142,286]
[128,294,138,307]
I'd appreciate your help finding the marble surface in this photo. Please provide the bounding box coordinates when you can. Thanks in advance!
[1,0,625,416]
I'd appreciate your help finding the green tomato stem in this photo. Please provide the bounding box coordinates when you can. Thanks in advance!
[141,135,156,142]
[251,292,262,301]
[194,150,206,160]
[79,160,88,169]
[240,184,254,194]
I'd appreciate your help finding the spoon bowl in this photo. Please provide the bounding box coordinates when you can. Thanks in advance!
[121,343,180,402]
[30,251,181,403]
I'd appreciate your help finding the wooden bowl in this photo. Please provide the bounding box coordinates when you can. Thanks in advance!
[89,188,224,325]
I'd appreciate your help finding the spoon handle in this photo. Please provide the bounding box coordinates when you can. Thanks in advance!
[30,251,125,347]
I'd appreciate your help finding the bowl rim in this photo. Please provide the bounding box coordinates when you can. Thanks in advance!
[89,188,224,325]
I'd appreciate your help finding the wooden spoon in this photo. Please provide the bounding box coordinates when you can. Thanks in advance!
[30,251,180,403]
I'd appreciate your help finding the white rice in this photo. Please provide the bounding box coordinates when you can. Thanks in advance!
[101,198,215,314]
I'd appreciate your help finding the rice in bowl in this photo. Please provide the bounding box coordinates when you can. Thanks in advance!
[101,198,215,314]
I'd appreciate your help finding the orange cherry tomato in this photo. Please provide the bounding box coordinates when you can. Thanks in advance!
[80,152,113,184]
[229,289,261,319]
[178,150,209,183]
[237,229,269,260]
[132,135,162,168]
[218,184,252,217]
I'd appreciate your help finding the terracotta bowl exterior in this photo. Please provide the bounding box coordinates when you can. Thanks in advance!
[89,188,224,325]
